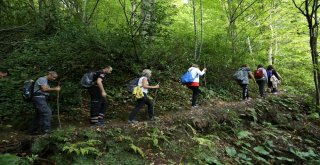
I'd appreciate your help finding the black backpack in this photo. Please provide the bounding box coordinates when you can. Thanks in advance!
[22,80,35,102]
[127,78,140,94]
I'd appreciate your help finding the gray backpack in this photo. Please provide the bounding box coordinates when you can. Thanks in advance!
[233,69,245,83]
[80,72,96,88]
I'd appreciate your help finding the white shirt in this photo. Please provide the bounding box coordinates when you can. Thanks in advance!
[188,67,206,82]
[138,76,148,94]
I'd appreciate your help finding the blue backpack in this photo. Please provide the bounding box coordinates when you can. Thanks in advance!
[267,70,273,78]
[180,70,195,84]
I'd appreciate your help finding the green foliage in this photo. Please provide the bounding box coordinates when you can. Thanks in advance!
[129,144,145,158]
[0,154,22,165]
[62,140,102,156]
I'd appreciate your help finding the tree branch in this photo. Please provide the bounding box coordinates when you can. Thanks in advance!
[292,0,307,16]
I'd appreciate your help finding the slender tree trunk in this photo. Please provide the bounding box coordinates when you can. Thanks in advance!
[82,0,87,22]
[197,0,203,61]
[192,0,198,60]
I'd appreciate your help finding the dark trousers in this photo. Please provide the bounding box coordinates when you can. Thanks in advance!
[188,86,201,106]
[257,80,266,98]
[129,93,154,121]
[88,86,106,123]
[240,84,249,100]
[30,96,52,132]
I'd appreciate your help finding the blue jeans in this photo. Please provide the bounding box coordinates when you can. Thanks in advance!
[30,96,52,132]
[129,93,154,121]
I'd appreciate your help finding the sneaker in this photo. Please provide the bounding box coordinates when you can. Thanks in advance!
[192,105,199,108]
[42,129,52,135]
[98,119,106,124]
[150,116,160,121]
[128,120,139,124]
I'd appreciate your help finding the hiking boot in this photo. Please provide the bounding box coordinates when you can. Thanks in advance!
[128,120,139,124]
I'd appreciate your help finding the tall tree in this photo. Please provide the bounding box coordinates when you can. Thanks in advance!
[293,0,320,108]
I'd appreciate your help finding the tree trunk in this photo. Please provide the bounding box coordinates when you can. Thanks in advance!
[197,0,203,61]
[192,0,198,60]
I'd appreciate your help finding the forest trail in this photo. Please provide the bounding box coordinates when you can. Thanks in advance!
[0,96,258,154]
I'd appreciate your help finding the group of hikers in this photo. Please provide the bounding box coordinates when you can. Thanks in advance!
[236,64,282,101]
[24,64,209,135]
[1,63,281,135]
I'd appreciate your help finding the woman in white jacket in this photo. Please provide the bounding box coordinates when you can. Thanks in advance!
[186,64,207,108]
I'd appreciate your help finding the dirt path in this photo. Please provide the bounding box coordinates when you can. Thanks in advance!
[0,98,256,154]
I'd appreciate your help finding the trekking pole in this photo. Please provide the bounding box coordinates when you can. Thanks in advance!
[57,81,62,129]
[203,63,207,87]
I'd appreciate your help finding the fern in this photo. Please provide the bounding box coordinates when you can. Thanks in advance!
[130,144,145,158]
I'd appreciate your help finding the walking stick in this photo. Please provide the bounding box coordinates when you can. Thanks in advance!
[57,81,61,129]
[203,63,207,87]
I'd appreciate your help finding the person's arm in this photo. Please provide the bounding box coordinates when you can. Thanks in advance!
[40,85,60,92]
[97,77,107,97]
[142,78,159,89]
[195,68,206,76]
[249,72,256,83]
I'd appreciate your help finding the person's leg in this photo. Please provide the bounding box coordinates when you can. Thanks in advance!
[98,97,107,124]
[145,95,154,119]
[257,80,265,97]
[88,86,101,125]
[33,97,52,132]
[29,98,41,132]
[129,96,146,121]
[241,84,249,100]
[189,86,200,106]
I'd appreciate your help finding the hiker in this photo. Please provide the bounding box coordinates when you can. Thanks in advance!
[128,69,160,124]
[0,70,8,78]
[255,64,268,98]
[29,71,61,134]
[237,64,255,101]
[266,65,282,94]
[186,64,207,108]
[88,66,113,126]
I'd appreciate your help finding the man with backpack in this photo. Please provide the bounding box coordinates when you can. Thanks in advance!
[254,64,268,98]
[29,71,61,135]
[87,66,112,126]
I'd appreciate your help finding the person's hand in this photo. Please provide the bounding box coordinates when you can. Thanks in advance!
[154,85,160,89]
[55,86,61,92]
[102,91,107,97]
[203,68,207,72]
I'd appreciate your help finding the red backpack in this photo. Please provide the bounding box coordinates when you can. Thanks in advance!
[254,69,264,79]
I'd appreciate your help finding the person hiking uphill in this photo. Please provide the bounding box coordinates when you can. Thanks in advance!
[266,65,282,94]
[187,64,207,108]
[128,69,160,124]
[255,64,268,98]
[29,71,61,135]
[237,64,255,101]
[88,66,112,126]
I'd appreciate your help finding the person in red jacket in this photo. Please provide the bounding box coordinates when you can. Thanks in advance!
[187,64,207,108]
